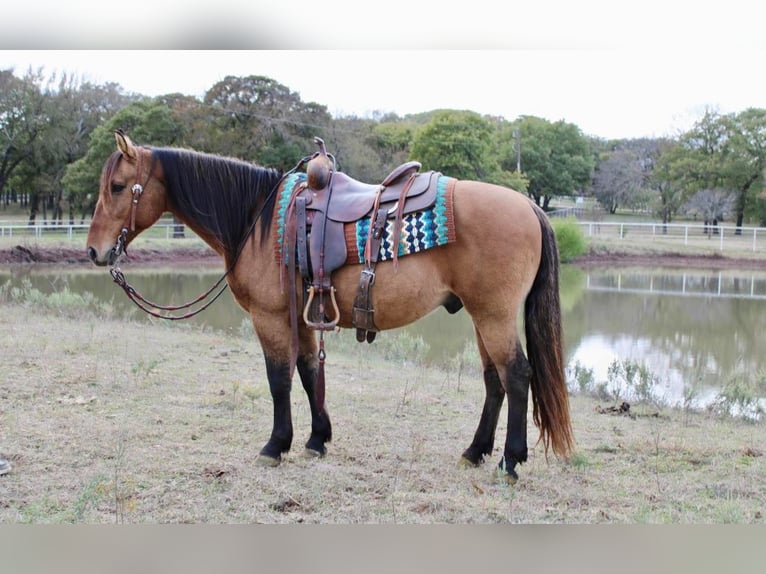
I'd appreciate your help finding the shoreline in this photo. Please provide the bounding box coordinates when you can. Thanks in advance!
[3,243,766,271]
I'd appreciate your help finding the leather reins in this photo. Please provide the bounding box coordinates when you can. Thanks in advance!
[108,148,312,321]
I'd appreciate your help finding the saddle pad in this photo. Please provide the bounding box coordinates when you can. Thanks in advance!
[344,175,456,264]
[273,172,457,265]
[273,172,308,263]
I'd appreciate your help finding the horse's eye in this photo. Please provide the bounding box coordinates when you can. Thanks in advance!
[111,183,126,194]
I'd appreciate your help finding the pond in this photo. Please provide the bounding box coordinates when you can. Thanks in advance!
[2,263,765,416]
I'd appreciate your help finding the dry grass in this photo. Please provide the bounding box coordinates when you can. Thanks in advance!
[1,304,764,524]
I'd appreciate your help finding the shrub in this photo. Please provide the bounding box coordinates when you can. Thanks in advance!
[550,217,588,263]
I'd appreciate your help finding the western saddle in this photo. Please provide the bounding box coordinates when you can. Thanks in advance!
[282,137,442,343]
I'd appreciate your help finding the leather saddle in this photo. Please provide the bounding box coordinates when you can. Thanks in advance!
[282,137,442,342]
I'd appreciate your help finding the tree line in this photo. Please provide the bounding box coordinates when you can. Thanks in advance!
[2,67,765,228]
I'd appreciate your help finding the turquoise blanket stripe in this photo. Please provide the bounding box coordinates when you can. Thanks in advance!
[353,175,453,263]
[274,172,307,253]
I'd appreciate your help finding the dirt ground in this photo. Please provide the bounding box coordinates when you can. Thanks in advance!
[0,301,764,524]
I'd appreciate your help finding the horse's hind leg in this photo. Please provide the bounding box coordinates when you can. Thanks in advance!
[461,330,505,466]
[500,341,532,483]
[463,315,531,483]
[296,327,332,457]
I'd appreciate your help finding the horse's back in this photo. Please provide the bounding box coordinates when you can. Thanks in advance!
[450,179,543,273]
[327,179,543,331]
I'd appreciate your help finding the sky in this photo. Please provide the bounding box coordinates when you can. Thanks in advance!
[2,2,765,141]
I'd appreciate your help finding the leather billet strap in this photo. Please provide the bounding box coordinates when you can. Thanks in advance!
[295,196,310,280]
[352,205,388,343]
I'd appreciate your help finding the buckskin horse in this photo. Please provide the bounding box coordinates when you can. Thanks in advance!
[86,131,573,483]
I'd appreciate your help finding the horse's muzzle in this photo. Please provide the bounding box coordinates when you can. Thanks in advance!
[87,246,117,267]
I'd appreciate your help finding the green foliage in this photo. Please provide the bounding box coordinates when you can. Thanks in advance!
[511,115,594,208]
[568,361,595,394]
[62,99,184,217]
[569,357,664,407]
[567,451,591,470]
[376,331,431,366]
[711,371,765,422]
[550,217,588,262]
[10,65,766,230]
[662,108,766,226]
[1,279,113,318]
[409,110,498,181]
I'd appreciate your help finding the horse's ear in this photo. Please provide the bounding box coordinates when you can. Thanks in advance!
[115,130,138,161]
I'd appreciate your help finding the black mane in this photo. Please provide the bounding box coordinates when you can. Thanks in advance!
[152,148,283,262]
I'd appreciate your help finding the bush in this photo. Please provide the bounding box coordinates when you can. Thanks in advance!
[550,217,588,263]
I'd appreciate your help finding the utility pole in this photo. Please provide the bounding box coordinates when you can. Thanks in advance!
[513,128,521,172]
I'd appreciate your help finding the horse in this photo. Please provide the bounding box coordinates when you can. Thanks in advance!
[86,130,574,483]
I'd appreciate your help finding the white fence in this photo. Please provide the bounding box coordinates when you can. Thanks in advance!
[2,219,765,255]
[0,221,186,241]
[575,221,765,254]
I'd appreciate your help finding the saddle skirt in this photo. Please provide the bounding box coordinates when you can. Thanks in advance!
[273,170,456,273]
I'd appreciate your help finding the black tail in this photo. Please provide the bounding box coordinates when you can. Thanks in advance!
[524,205,574,458]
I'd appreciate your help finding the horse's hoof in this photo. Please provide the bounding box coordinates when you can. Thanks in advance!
[497,470,518,486]
[303,448,325,459]
[495,463,519,486]
[458,456,479,469]
[256,454,281,467]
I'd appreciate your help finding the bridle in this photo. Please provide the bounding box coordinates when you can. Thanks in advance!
[105,145,314,321]
[111,146,155,262]
[106,144,236,320]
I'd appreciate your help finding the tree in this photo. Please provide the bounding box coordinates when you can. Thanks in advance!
[409,110,499,181]
[651,139,684,227]
[725,108,766,230]
[591,137,674,219]
[682,188,737,237]
[202,75,332,169]
[512,116,593,209]
[664,108,766,231]
[62,99,184,220]
[325,115,391,182]
[591,149,643,213]
[0,69,46,208]
[32,75,133,223]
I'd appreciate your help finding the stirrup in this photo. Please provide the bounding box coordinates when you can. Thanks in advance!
[303,285,340,331]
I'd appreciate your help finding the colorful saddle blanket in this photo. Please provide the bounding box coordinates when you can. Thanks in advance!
[274,172,457,266]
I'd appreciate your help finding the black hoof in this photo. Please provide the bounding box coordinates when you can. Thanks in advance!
[256,454,281,467]
[305,435,328,456]
[497,457,519,485]
[461,446,488,467]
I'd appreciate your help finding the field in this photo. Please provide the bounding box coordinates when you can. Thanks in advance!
[2,205,765,523]
[1,299,764,524]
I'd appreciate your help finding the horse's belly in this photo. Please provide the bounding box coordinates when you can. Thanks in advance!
[331,256,451,331]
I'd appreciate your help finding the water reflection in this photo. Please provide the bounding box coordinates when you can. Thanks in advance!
[564,266,766,412]
[2,263,765,410]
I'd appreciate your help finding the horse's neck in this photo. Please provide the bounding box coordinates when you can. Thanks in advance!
[170,210,227,258]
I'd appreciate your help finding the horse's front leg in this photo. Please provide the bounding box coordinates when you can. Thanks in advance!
[296,327,332,457]
[256,355,294,466]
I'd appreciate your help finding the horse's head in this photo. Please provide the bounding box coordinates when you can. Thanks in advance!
[86,130,167,266]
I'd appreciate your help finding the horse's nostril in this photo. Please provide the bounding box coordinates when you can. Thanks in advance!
[87,246,97,262]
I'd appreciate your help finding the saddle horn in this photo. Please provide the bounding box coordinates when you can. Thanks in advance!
[307,137,334,190]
